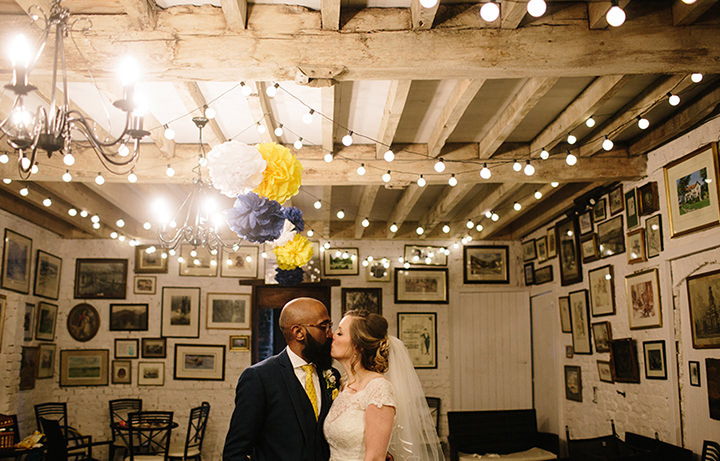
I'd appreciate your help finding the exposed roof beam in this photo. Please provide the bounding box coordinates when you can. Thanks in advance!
[321,86,336,156]
[386,185,424,238]
[221,0,248,31]
[87,183,155,222]
[376,80,412,158]
[176,82,227,146]
[479,183,561,239]
[530,75,630,156]
[501,0,528,29]
[427,79,486,158]
[452,183,524,238]
[244,81,279,144]
[354,185,381,238]
[13,0,50,14]
[478,78,558,159]
[673,0,718,25]
[418,183,475,236]
[116,0,157,30]
[321,0,340,30]
[0,187,88,239]
[321,186,332,238]
[587,1,631,29]
[410,0,438,30]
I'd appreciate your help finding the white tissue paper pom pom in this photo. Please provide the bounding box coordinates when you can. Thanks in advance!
[271,220,297,248]
[208,141,267,197]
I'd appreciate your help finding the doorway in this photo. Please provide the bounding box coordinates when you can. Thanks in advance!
[530,290,561,437]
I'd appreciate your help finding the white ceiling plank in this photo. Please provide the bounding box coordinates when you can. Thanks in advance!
[322,0,341,30]
[410,0,438,30]
[375,80,412,158]
[427,79,486,158]
[354,185,381,238]
[673,0,718,25]
[244,81,279,143]
[501,0,528,29]
[321,185,332,238]
[385,184,424,238]
[220,0,247,30]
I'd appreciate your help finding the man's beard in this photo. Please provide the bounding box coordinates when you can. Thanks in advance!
[303,333,332,370]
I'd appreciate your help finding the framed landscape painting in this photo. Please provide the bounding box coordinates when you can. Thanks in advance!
[206,292,251,329]
[229,335,250,351]
[534,266,553,285]
[134,245,168,274]
[179,245,218,277]
[1,229,32,294]
[161,287,201,338]
[395,268,448,304]
[35,302,58,341]
[626,268,662,330]
[133,276,156,295]
[664,143,720,238]
[174,344,226,381]
[60,349,109,387]
[522,240,537,262]
[597,215,625,258]
[138,362,164,386]
[404,245,447,266]
[397,312,437,369]
[221,246,259,278]
[34,250,61,300]
[342,288,382,315]
[324,248,359,276]
[74,258,128,299]
[141,338,167,358]
[109,304,149,331]
[580,234,599,263]
[463,245,509,284]
[686,268,720,348]
[557,217,582,286]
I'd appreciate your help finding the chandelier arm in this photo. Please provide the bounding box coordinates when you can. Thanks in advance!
[68,111,132,148]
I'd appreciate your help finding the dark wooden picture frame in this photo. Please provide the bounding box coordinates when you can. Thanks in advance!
[394,268,448,304]
[341,287,382,315]
[609,185,624,216]
[524,262,534,286]
[578,210,594,235]
[546,227,557,259]
[610,338,640,383]
[593,197,608,223]
[564,365,582,402]
[597,215,625,258]
[173,343,226,381]
[689,361,701,387]
[645,214,664,258]
[559,296,571,333]
[588,265,616,317]
[1,228,32,294]
[66,303,100,342]
[534,266,553,285]
[643,340,667,380]
[625,188,639,229]
[522,239,537,262]
[638,181,659,216]
[134,244,168,274]
[114,338,139,359]
[74,258,128,299]
[580,234,600,263]
[34,250,62,300]
[141,338,167,358]
[592,321,612,353]
[557,216,582,286]
[109,304,149,331]
[569,289,592,354]
[463,245,510,284]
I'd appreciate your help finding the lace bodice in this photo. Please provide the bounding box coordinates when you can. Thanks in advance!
[323,377,396,461]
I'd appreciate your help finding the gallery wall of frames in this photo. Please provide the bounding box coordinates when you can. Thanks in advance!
[521,116,720,456]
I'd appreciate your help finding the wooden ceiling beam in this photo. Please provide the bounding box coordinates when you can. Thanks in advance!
[451,183,524,238]
[427,79,486,158]
[321,186,332,238]
[244,81,279,144]
[673,0,718,25]
[501,0,528,29]
[479,183,561,239]
[116,0,157,30]
[418,182,475,236]
[221,0,248,31]
[478,77,558,159]
[354,185,381,238]
[13,0,50,14]
[376,80,412,158]
[0,186,88,239]
[176,82,227,146]
[410,0,438,30]
[322,0,341,30]
[386,184,424,238]
[321,86,336,156]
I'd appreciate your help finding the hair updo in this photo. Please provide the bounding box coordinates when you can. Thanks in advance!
[344,309,390,373]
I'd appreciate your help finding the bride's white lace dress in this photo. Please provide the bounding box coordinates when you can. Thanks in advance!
[324,376,396,461]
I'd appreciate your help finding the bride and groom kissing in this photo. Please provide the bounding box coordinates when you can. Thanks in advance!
[222,297,443,461]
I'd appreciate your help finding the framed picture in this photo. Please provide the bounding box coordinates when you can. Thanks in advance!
[578,210,593,235]
[161,287,201,338]
[645,214,663,258]
[536,237,548,263]
[394,268,448,304]
[230,335,250,351]
[463,245,509,284]
[112,360,132,384]
[597,215,625,258]
[206,292,251,329]
[141,338,167,358]
[643,340,667,380]
[686,268,720,348]
[557,217,582,286]
[23,303,35,341]
[609,185,624,216]
[588,265,616,316]
[546,227,557,259]
[664,144,720,238]
[580,234,600,263]
[524,262,534,285]
[522,240,537,262]
[404,245,447,266]
[114,339,139,359]
[138,362,165,386]
[534,266,553,285]
[34,250,61,300]
[0,295,5,353]
[109,304,149,331]
[133,276,156,295]
[60,349,109,387]
[565,345,574,358]
[174,344,226,381]
[37,343,56,379]
[134,244,168,274]
[591,321,612,353]
[179,245,218,277]
[597,360,614,383]
[74,258,128,299]
[342,288,382,315]
[610,338,640,383]
[366,259,391,282]
[35,302,58,341]
[221,246,259,278]
[67,303,100,342]
[1,229,32,294]
[708,358,720,420]
[569,289,592,354]
[397,312,437,369]
[564,365,582,402]
[626,268,662,330]
[638,181,659,216]
[20,346,39,390]
[558,296,571,333]
[689,361,701,387]
[593,198,607,223]
[324,248,359,276]
[626,228,646,264]
[625,188,639,229]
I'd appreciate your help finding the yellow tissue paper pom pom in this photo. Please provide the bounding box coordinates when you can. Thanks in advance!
[274,234,313,270]
[254,143,303,205]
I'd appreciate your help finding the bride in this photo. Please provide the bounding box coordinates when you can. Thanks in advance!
[324,309,444,461]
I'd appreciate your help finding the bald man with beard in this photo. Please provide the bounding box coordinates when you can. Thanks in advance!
[223,297,340,461]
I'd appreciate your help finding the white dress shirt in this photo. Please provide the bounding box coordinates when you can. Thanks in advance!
[287,347,323,411]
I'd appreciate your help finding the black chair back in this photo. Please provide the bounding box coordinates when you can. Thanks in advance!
[109,399,143,440]
[182,402,210,457]
[35,402,69,439]
[425,397,440,435]
[127,411,174,460]
[39,417,69,461]
[703,440,720,461]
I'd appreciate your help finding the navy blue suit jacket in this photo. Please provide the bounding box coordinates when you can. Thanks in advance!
[223,349,337,461]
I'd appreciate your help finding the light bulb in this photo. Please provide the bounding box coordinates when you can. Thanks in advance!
[19,187,29,196]
[303,109,314,124]
[92,222,100,229]
[480,163,492,179]
[164,126,176,140]
[585,117,596,128]
[241,82,252,96]
[526,0,546,17]
[128,171,138,183]
[42,197,52,207]
[476,224,483,232]
[198,156,207,167]
[0,154,8,164]
[324,152,333,163]
[602,137,614,151]
[110,231,117,239]
[382,171,391,183]
[362,218,370,228]
[62,170,72,182]
[567,134,577,145]
[551,181,559,188]
[80,210,88,218]
[266,83,278,97]
[307,229,314,237]
[491,212,499,222]
[668,93,680,106]
[161,252,168,259]
[257,123,267,134]
[20,157,30,171]
[466,219,474,229]
[118,143,130,158]
[117,55,140,87]
[190,249,198,258]
[513,202,522,211]
[417,175,426,187]
[342,132,353,146]
[30,163,38,174]
[448,174,458,186]
[116,219,126,228]
[205,107,216,119]
[1,178,10,184]
[638,117,650,130]
[357,164,366,176]
[540,149,549,160]
[143,221,152,230]
[390,223,398,233]
[480,2,500,22]
[524,161,535,176]
[566,152,577,166]
[294,138,303,150]
[337,209,345,219]
[91,215,100,223]
[691,73,703,83]
[419,0,438,7]
[513,160,522,172]
[9,34,32,69]
[314,200,322,209]
[485,210,493,218]
[166,165,175,177]
[63,153,75,166]
[274,125,284,137]
[362,260,369,267]
[416,226,424,235]
[384,150,395,162]
[118,234,126,242]
[442,224,450,233]
[606,5,626,27]
[434,158,446,173]
[95,173,105,185]
[534,190,543,199]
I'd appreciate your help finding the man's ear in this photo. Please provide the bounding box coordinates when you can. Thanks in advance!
[291,324,306,341]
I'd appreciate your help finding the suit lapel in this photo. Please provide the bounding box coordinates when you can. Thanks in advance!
[318,369,331,422]
[278,350,316,443]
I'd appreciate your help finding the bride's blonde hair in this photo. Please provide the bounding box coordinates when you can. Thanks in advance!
[344,309,390,373]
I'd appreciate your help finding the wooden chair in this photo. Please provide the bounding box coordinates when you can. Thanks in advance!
[0,414,19,449]
[109,399,143,460]
[702,441,720,461]
[125,411,174,461]
[39,417,110,461]
[168,402,210,460]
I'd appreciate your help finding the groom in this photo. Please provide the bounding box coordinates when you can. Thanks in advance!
[223,297,339,460]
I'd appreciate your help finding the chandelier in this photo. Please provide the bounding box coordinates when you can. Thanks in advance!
[155,116,239,255]
[0,0,148,179]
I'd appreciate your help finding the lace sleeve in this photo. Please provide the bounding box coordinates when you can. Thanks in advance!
[362,377,396,410]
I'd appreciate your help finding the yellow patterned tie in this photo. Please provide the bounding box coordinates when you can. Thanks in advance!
[301,364,318,420]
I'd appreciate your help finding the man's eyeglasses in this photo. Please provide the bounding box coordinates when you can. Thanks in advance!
[298,321,333,332]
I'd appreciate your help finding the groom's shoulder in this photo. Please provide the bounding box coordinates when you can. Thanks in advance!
[247,350,287,374]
